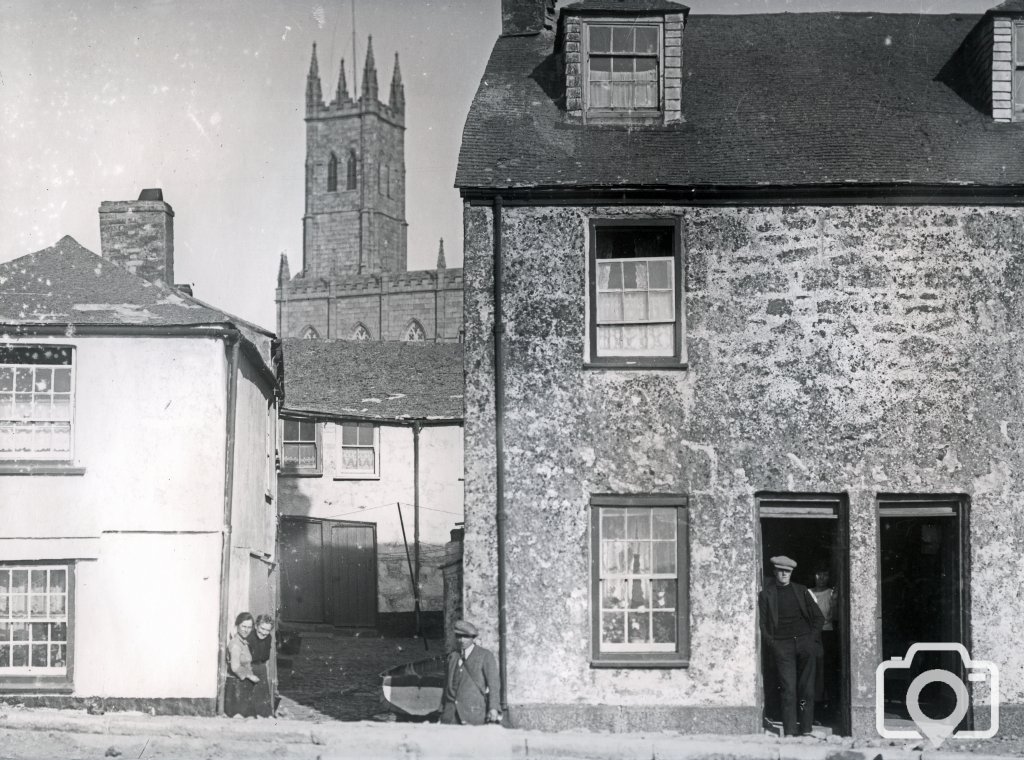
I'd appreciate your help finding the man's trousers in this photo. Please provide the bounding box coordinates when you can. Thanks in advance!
[770,634,817,736]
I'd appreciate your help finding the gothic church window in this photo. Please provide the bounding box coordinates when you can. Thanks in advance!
[347,150,357,190]
[352,323,372,341]
[327,153,338,192]
[403,320,426,342]
[300,326,320,340]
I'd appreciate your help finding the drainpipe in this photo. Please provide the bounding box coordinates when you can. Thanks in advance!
[215,335,241,715]
[492,196,509,717]
[413,420,422,644]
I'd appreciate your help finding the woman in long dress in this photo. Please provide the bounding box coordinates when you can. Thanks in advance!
[246,614,275,717]
[224,612,259,717]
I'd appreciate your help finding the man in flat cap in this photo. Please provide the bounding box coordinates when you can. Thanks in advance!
[758,555,825,737]
[440,619,501,725]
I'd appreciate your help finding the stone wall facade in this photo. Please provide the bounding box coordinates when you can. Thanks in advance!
[462,201,1024,735]
[277,267,464,341]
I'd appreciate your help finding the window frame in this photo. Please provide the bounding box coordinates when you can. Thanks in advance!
[0,561,74,693]
[589,494,689,668]
[334,421,380,480]
[279,418,322,477]
[586,218,686,369]
[327,152,338,192]
[583,18,663,120]
[1014,21,1024,119]
[0,344,77,463]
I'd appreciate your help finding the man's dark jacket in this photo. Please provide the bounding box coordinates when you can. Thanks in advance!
[758,579,825,641]
[439,645,500,725]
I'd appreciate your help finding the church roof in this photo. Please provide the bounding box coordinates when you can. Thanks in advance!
[281,339,464,422]
[0,235,276,371]
[457,12,1024,192]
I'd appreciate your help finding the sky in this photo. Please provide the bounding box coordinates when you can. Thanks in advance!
[0,0,1002,330]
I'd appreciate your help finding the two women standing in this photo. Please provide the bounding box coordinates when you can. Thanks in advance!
[224,612,276,718]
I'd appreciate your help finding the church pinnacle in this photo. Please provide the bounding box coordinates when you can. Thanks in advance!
[390,53,405,113]
[277,252,291,286]
[334,57,349,104]
[306,43,323,111]
[361,36,378,103]
[436,238,446,269]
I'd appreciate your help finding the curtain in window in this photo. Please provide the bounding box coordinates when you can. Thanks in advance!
[595,258,674,357]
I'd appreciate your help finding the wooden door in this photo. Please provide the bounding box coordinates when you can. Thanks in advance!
[279,518,325,622]
[329,522,378,628]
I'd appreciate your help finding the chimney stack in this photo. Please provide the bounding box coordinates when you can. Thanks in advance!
[501,0,556,36]
[98,189,175,285]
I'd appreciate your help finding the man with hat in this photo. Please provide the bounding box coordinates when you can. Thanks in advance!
[758,555,825,737]
[440,619,501,725]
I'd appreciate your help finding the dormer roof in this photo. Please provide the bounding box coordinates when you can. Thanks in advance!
[457,12,1024,194]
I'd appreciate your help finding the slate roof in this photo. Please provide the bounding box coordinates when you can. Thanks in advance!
[456,12,1024,191]
[0,235,275,370]
[990,1,1024,12]
[281,339,464,421]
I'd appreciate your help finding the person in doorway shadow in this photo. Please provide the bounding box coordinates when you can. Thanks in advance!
[439,619,501,726]
[810,568,839,721]
[758,556,825,737]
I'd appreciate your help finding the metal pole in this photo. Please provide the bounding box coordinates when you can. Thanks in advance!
[413,421,424,649]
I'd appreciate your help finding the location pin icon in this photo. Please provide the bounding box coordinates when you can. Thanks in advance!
[906,670,969,749]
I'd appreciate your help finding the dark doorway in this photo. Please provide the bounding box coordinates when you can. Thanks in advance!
[758,493,851,737]
[329,522,378,627]
[878,496,970,732]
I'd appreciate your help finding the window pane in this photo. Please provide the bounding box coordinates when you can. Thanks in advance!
[601,540,628,574]
[11,644,28,667]
[652,508,676,539]
[0,596,7,616]
[636,27,658,54]
[601,579,628,609]
[31,644,47,667]
[597,293,623,323]
[626,542,651,573]
[299,422,317,442]
[627,511,651,539]
[0,623,8,640]
[14,368,33,393]
[357,424,374,445]
[623,292,647,322]
[342,425,357,445]
[50,595,66,616]
[653,541,676,574]
[30,623,48,641]
[0,646,7,667]
[590,26,611,53]
[602,612,625,644]
[30,570,46,593]
[652,579,676,606]
[0,570,8,593]
[50,622,67,642]
[0,368,12,392]
[283,420,299,441]
[29,595,46,616]
[590,80,611,108]
[653,611,676,644]
[649,291,674,321]
[11,623,28,641]
[1016,25,1024,66]
[49,570,66,594]
[635,58,658,76]
[356,448,375,471]
[627,611,650,643]
[648,260,671,289]
[601,509,625,540]
[50,644,66,667]
[1015,69,1024,110]
[611,57,633,75]
[611,26,634,53]
[628,579,649,609]
[53,368,71,393]
[34,368,51,392]
[11,570,27,594]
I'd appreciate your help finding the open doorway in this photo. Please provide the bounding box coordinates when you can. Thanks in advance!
[758,493,851,737]
[878,496,971,733]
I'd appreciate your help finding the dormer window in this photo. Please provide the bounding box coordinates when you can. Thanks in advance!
[586,23,660,112]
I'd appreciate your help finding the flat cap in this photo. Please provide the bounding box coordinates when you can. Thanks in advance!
[453,619,479,638]
[771,556,797,570]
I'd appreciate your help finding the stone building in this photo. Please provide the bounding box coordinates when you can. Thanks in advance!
[277,339,463,635]
[0,192,281,713]
[457,0,1024,739]
[276,40,464,343]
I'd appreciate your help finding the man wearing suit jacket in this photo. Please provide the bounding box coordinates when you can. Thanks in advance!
[758,555,825,737]
[440,619,501,725]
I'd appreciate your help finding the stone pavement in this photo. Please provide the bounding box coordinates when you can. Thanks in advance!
[276,632,442,722]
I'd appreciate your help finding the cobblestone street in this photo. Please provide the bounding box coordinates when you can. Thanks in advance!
[276,633,444,722]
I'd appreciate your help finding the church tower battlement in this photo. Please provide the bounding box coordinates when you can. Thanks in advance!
[302,39,408,279]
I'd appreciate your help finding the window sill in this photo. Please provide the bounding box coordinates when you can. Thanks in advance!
[590,658,689,669]
[0,462,86,476]
[584,361,688,371]
[333,474,381,481]
[279,470,323,478]
[0,675,74,693]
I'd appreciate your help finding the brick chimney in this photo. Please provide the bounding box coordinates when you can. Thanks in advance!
[98,189,175,285]
[501,0,556,36]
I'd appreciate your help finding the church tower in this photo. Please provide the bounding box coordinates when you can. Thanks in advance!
[302,39,408,278]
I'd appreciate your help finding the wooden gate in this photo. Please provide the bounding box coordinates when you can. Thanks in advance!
[279,517,377,627]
